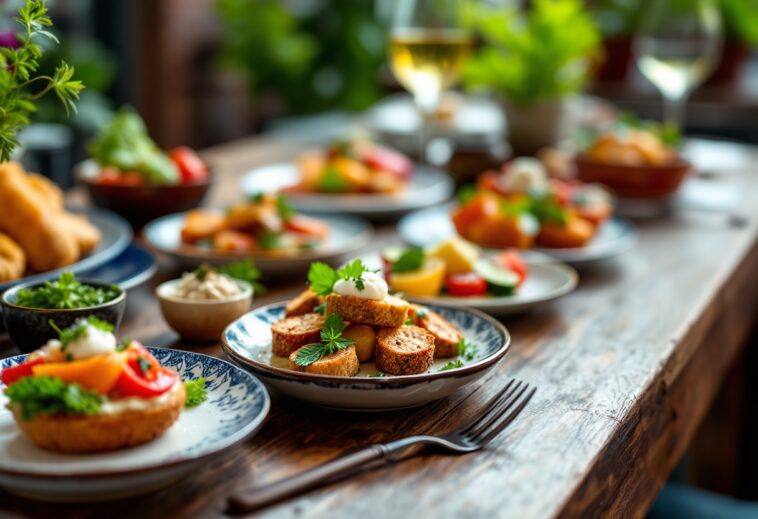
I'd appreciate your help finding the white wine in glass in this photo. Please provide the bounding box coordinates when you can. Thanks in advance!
[634,0,722,130]
[388,0,472,162]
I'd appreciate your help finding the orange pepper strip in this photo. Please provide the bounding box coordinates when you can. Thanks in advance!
[32,352,127,394]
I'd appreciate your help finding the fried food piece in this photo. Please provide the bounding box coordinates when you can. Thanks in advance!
[271,313,326,357]
[181,210,226,244]
[375,326,435,375]
[289,345,359,376]
[0,233,25,282]
[342,324,376,362]
[13,382,185,453]
[26,173,64,211]
[325,294,409,328]
[285,288,323,317]
[0,162,79,271]
[536,215,594,249]
[409,305,463,358]
[58,212,102,255]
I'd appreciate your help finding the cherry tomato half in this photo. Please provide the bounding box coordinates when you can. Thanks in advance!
[1,358,45,386]
[445,273,488,297]
[284,216,330,239]
[494,249,528,287]
[170,146,209,184]
[114,342,178,398]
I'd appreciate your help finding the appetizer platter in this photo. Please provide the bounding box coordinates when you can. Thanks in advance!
[398,158,637,266]
[76,108,212,227]
[0,161,132,292]
[240,138,453,219]
[372,237,577,316]
[223,260,510,410]
[0,319,269,501]
[143,195,373,275]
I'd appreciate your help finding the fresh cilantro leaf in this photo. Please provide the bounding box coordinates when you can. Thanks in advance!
[4,376,104,420]
[457,184,477,205]
[15,272,120,310]
[391,248,424,273]
[439,360,464,371]
[457,338,478,361]
[318,167,349,193]
[276,194,295,220]
[295,313,353,366]
[308,262,339,296]
[184,378,208,408]
[216,259,266,295]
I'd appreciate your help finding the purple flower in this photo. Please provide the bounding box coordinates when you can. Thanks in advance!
[0,32,19,49]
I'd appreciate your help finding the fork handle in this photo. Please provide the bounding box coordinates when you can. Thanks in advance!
[227,443,394,514]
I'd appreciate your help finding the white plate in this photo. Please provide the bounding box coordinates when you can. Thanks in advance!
[361,252,578,317]
[142,211,373,276]
[0,348,269,501]
[240,162,454,220]
[398,204,638,267]
[222,302,510,411]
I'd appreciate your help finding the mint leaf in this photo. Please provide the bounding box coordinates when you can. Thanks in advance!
[391,248,424,273]
[308,262,339,296]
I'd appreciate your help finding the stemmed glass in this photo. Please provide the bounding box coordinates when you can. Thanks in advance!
[634,0,722,131]
[388,0,472,162]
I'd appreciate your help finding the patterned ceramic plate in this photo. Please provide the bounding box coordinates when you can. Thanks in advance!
[397,204,638,267]
[222,302,510,411]
[0,348,270,502]
[240,162,454,220]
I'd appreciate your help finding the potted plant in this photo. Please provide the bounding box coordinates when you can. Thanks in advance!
[463,0,601,155]
[708,0,758,84]
[587,0,642,81]
[0,0,84,164]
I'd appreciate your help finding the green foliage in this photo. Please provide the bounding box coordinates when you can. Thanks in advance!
[5,375,104,420]
[390,248,425,273]
[307,259,370,296]
[463,0,602,106]
[184,378,208,408]
[0,0,84,162]
[215,259,266,295]
[586,0,642,37]
[294,313,353,367]
[15,272,120,309]
[215,0,386,114]
[719,0,758,45]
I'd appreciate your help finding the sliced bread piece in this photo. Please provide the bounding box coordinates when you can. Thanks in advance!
[289,345,359,376]
[375,325,435,375]
[285,288,323,317]
[409,305,464,358]
[325,294,408,328]
[271,313,325,357]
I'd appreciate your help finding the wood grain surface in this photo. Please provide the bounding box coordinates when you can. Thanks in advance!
[1,138,757,519]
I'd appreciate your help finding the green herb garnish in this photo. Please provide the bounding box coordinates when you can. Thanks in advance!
[404,318,414,326]
[15,272,120,310]
[193,264,211,280]
[390,248,424,273]
[307,260,370,296]
[216,259,266,295]
[184,378,208,408]
[529,194,568,225]
[439,360,464,371]
[318,167,350,193]
[276,194,295,220]
[136,356,151,374]
[4,376,104,420]
[49,317,114,349]
[313,303,326,315]
[116,339,132,352]
[295,313,354,367]
[259,231,281,250]
[249,192,265,204]
[457,184,477,205]
[457,338,478,362]
[0,0,85,162]
[368,372,385,378]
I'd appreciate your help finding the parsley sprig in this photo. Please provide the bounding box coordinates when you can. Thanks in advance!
[15,272,120,310]
[457,338,478,361]
[307,259,370,296]
[184,378,208,408]
[49,317,114,350]
[294,313,354,367]
[439,360,464,371]
[5,375,103,420]
[0,0,84,162]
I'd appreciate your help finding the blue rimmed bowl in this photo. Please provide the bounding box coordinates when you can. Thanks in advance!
[0,348,269,502]
[222,302,510,411]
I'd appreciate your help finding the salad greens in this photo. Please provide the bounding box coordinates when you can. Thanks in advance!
[5,375,104,420]
[15,272,120,309]
[184,378,208,408]
[88,107,178,184]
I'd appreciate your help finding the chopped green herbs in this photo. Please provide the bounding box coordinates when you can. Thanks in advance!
[404,318,414,326]
[368,372,385,378]
[249,192,265,204]
[216,259,266,295]
[136,356,151,374]
[259,231,281,250]
[390,248,424,273]
[49,317,114,349]
[439,360,464,371]
[184,378,208,408]
[457,338,478,361]
[4,376,104,420]
[295,314,354,367]
[116,339,132,352]
[318,167,350,192]
[457,184,477,205]
[276,194,295,220]
[15,272,120,310]
[529,195,568,225]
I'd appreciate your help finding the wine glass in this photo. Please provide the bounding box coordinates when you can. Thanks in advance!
[634,0,722,131]
[388,0,473,162]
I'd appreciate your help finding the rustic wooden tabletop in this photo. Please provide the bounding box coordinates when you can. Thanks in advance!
[1,137,757,519]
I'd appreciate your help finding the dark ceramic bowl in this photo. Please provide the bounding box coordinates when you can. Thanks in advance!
[0,280,126,353]
[75,160,213,228]
[575,154,692,199]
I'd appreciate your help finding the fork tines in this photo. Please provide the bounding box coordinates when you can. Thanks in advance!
[461,379,536,447]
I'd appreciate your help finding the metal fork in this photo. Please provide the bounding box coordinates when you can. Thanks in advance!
[227,379,536,514]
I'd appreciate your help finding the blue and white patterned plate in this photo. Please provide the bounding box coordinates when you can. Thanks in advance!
[0,348,270,501]
[222,302,510,411]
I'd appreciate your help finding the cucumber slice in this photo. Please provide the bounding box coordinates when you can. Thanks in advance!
[474,259,519,296]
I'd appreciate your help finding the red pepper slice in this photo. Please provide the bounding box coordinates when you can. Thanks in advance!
[1,358,45,386]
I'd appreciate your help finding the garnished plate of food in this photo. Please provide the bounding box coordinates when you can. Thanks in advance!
[223,260,510,410]
[398,158,637,266]
[0,160,132,291]
[240,138,453,219]
[142,194,373,275]
[370,237,577,316]
[76,107,213,227]
[0,318,269,501]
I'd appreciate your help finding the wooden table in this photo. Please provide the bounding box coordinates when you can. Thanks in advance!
[2,137,758,519]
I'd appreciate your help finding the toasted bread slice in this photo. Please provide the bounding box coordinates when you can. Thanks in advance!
[289,345,359,376]
[12,381,185,453]
[285,288,323,317]
[375,325,435,375]
[409,305,463,358]
[325,294,408,328]
[271,313,325,357]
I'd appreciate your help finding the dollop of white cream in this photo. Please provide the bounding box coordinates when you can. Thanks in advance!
[333,271,388,301]
[499,158,549,194]
[65,322,117,360]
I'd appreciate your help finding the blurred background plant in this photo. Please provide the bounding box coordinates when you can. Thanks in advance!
[214,0,387,116]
